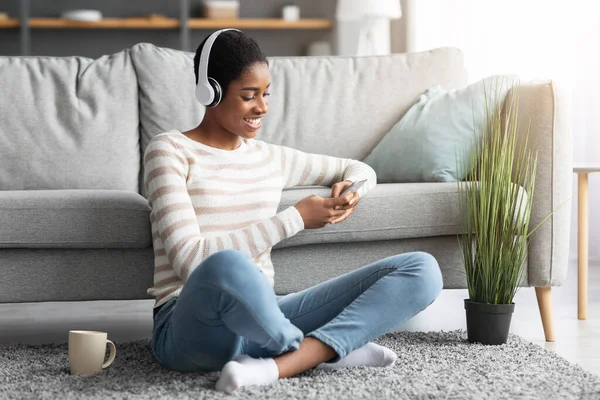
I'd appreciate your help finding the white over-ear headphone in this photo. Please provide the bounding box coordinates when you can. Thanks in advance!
[195,28,241,107]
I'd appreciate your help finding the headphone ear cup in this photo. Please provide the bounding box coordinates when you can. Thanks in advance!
[207,77,222,107]
[195,81,214,106]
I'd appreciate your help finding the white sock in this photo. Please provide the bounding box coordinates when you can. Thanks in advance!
[316,342,397,370]
[215,355,279,394]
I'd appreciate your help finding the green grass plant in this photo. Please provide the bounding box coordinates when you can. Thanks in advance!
[457,79,541,305]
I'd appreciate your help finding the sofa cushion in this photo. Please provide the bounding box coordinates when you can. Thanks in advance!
[0,190,151,249]
[129,44,204,197]
[261,50,465,160]
[274,182,467,249]
[0,50,140,191]
[364,75,518,183]
[130,43,467,196]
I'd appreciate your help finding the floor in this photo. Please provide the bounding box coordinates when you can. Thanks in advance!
[1,258,598,376]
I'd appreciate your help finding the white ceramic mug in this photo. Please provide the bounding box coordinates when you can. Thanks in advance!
[68,330,116,375]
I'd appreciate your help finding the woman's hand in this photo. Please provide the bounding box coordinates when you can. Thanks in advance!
[294,194,353,229]
[329,180,361,224]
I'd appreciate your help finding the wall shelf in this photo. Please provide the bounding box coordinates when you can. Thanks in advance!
[8,0,334,55]
[188,18,332,30]
[28,17,180,29]
[0,18,20,29]
[0,18,332,30]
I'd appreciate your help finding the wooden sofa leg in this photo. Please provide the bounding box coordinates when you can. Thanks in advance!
[535,287,555,342]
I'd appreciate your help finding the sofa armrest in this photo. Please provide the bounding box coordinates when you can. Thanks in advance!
[507,81,573,286]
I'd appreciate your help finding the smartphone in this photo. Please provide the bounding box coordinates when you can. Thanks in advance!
[340,179,367,196]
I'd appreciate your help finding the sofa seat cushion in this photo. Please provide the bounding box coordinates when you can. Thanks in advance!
[275,182,472,249]
[0,190,151,249]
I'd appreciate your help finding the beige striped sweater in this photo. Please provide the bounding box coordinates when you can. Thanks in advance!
[144,130,377,308]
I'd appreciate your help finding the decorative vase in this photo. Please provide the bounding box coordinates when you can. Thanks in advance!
[464,299,515,345]
[282,4,300,21]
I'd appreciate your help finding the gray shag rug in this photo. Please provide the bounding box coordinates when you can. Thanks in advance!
[2,330,599,400]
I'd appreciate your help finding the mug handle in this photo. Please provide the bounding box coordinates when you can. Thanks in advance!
[102,340,116,369]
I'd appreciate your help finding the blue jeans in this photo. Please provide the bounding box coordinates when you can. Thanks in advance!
[152,249,443,372]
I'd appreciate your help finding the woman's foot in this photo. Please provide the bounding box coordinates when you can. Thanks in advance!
[215,342,396,393]
[316,342,397,370]
[215,355,279,394]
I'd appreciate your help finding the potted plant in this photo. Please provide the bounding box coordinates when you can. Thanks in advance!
[457,81,540,345]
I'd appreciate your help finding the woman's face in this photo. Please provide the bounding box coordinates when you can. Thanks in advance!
[215,62,270,140]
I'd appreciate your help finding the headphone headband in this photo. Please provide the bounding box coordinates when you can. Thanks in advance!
[196,28,241,106]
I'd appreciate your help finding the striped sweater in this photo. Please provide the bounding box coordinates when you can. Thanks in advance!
[144,130,377,308]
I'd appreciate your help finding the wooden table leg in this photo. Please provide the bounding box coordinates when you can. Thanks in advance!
[578,173,589,320]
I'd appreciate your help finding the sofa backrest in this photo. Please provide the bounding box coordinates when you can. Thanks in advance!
[0,50,140,191]
[0,44,467,194]
[130,43,467,166]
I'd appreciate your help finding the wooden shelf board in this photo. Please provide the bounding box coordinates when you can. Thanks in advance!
[0,19,20,29]
[29,18,180,29]
[0,18,332,30]
[188,18,332,29]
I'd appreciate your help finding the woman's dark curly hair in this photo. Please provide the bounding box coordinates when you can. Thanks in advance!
[194,30,268,97]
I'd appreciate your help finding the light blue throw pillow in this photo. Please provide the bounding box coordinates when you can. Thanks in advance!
[364,75,518,183]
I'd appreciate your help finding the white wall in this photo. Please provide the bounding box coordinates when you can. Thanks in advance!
[570,3,600,263]
[394,0,600,264]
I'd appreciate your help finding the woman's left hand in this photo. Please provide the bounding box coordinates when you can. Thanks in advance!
[329,180,361,224]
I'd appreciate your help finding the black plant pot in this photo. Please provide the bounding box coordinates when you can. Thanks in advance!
[464,299,515,345]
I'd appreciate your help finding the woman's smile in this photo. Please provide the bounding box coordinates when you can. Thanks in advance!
[243,117,262,131]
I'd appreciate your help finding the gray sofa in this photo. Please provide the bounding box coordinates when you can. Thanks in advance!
[0,44,571,341]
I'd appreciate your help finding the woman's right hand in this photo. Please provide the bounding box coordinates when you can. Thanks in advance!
[294,194,353,229]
